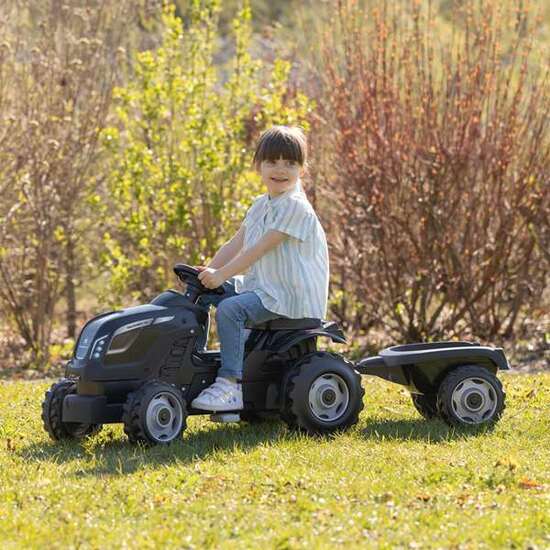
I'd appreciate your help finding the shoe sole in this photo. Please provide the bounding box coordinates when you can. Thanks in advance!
[191,400,243,412]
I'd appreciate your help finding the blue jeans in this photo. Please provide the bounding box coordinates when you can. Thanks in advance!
[196,278,281,379]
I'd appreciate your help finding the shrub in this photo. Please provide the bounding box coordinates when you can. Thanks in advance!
[311,0,549,342]
[0,1,128,365]
[99,1,312,307]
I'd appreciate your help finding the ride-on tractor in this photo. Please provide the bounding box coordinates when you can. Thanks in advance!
[42,264,508,445]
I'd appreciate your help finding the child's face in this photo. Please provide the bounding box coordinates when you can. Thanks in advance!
[258,156,303,197]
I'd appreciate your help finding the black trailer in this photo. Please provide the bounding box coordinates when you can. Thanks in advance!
[356,341,509,425]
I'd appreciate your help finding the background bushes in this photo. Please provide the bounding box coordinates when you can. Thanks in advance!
[308,0,548,343]
[0,0,547,370]
[99,3,311,309]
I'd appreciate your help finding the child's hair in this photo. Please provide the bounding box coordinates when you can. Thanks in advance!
[252,125,307,171]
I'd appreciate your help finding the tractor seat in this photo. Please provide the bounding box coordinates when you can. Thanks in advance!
[246,317,322,330]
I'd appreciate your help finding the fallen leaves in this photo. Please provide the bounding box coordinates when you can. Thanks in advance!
[518,477,545,490]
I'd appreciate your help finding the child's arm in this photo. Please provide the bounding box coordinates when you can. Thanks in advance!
[206,225,245,270]
[198,230,288,288]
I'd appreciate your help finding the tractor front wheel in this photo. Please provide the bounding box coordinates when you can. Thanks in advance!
[42,379,103,441]
[123,380,187,445]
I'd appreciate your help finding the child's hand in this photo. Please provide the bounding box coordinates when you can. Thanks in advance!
[198,267,226,289]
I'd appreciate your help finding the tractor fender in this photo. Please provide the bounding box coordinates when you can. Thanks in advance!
[274,329,346,354]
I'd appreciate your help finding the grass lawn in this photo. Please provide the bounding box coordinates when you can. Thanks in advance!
[0,372,548,549]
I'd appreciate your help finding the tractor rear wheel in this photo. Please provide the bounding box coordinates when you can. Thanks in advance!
[282,352,364,435]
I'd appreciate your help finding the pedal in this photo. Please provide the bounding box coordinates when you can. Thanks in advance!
[209,413,241,423]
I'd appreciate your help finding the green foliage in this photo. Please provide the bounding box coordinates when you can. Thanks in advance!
[0,374,548,546]
[99,1,312,307]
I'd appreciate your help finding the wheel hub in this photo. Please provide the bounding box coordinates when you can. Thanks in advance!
[308,374,350,422]
[451,377,497,424]
[145,393,184,441]
[156,407,173,426]
[321,388,336,406]
[464,391,484,411]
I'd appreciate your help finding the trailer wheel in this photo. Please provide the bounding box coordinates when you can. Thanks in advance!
[411,393,438,419]
[282,352,364,435]
[437,366,505,427]
[123,380,187,445]
[42,379,103,441]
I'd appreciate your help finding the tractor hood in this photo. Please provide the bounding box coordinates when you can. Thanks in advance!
[74,304,167,361]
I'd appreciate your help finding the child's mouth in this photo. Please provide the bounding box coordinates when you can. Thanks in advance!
[271,177,288,183]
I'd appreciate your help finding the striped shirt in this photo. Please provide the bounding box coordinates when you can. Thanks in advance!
[234,180,329,320]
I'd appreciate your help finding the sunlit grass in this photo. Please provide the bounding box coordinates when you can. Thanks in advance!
[0,373,548,548]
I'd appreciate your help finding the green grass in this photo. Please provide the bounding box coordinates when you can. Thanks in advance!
[0,373,548,549]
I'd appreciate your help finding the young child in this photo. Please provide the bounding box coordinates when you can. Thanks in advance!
[191,125,329,411]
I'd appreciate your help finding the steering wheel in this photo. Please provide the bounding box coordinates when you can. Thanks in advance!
[173,263,225,296]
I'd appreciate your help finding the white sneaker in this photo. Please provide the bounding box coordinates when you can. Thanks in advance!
[191,377,243,412]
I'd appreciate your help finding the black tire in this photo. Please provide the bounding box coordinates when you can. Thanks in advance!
[282,352,365,435]
[122,380,187,445]
[437,365,506,427]
[411,393,439,419]
[42,379,103,441]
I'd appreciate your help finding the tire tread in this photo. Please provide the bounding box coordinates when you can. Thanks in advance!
[41,379,102,441]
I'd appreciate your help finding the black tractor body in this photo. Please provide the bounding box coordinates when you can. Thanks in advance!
[43,264,364,444]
